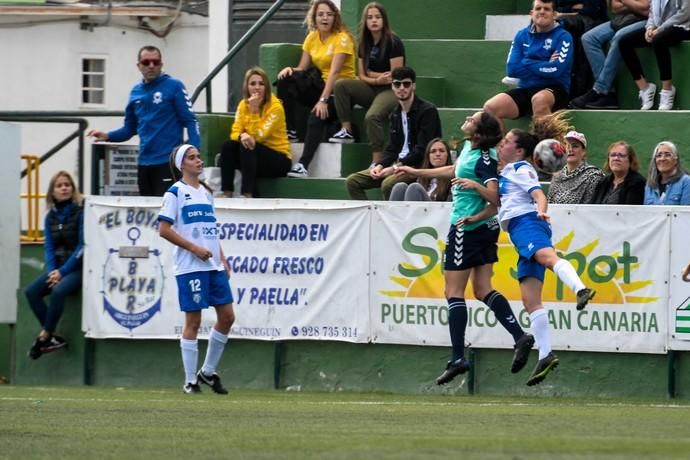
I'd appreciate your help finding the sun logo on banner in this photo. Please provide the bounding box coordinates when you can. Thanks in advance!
[381,228,657,305]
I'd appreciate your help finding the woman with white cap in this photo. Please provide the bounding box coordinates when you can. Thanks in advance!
[158,144,235,395]
[547,130,605,204]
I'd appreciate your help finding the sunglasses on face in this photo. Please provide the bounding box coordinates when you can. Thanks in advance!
[139,59,161,67]
[392,80,413,89]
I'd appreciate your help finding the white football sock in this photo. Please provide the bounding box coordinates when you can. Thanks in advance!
[553,259,586,293]
[180,338,198,384]
[529,309,551,360]
[201,328,229,376]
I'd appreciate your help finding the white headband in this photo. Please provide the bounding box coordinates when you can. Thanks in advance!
[174,144,194,171]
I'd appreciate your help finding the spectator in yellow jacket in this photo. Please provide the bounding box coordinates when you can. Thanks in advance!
[220,67,292,197]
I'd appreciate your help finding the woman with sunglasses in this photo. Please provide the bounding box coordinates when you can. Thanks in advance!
[219,67,291,197]
[328,2,405,168]
[643,141,690,205]
[397,111,533,385]
[589,141,646,204]
[276,0,356,177]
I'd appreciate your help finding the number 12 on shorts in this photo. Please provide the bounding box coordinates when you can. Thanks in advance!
[188,278,201,292]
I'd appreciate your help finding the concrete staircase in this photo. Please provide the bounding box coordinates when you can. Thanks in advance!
[198,0,690,201]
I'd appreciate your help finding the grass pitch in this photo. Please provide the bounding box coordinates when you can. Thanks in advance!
[1,386,689,460]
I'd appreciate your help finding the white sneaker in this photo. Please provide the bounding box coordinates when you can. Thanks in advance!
[328,128,355,144]
[658,86,676,111]
[501,76,520,87]
[287,163,308,178]
[638,83,656,110]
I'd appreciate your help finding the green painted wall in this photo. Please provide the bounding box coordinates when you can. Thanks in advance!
[89,339,276,390]
[435,108,689,176]
[14,245,85,386]
[10,243,689,400]
[198,113,233,166]
[341,0,527,40]
[0,325,11,383]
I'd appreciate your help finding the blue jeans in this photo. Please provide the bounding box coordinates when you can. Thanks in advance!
[25,270,82,334]
[582,20,646,94]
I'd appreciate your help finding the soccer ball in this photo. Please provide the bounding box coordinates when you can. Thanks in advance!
[533,138,567,174]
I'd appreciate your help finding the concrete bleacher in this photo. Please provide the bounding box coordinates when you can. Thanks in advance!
[197,0,690,201]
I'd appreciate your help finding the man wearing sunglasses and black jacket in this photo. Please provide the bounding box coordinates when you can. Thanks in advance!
[345,66,442,200]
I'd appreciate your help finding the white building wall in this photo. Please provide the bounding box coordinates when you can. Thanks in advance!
[0,122,21,323]
[0,13,209,227]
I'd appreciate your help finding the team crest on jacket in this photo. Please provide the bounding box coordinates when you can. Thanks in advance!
[543,38,553,50]
[153,91,163,104]
[101,226,164,330]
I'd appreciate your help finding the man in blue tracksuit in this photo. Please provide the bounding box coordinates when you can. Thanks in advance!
[89,46,200,196]
[483,0,574,121]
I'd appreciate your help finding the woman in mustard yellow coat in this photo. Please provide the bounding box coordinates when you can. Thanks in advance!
[220,67,291,197]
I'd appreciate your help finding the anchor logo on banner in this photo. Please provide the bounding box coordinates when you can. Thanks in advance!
[101,226,165,330]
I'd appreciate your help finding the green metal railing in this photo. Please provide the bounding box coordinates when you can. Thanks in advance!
[0,111,123,187]
[190,0,287,112]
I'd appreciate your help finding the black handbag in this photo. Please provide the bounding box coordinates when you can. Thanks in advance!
[293,66,324,94]
[273,66,324,93]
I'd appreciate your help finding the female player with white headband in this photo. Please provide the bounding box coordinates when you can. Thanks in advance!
[158,144,235,394]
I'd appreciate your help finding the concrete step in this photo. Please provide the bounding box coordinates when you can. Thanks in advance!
[342,0,533,40]
[290,142,371,178]
[485,15,530,40]
[436,107,690,171]
[257,176,383,200]
[200,107,690,190]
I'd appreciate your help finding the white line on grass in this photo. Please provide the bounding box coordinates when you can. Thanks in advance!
[1,395,689,410]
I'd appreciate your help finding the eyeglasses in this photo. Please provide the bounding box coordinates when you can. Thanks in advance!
[655,151,675,159]
[392,80,413,89]
[608,152,628,159]
[139,59,161,67]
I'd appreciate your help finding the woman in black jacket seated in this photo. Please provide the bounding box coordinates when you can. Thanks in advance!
[590,140,645,204]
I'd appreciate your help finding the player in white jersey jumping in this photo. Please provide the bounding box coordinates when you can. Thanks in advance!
[158,144,235,394]
[496,129,596,386]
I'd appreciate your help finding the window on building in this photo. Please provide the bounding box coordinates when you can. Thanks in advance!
[81,58,106,105]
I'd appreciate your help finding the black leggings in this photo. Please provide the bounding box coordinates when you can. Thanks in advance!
[619,26,690,82]
[275,74,337,168]
[219,140,291,195]
[275,73,323,132]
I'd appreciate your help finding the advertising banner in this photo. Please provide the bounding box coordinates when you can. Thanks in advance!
[83,197,371,342]
[84,197,678,354]
[370,204,669,354]
[667,210,690,350]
